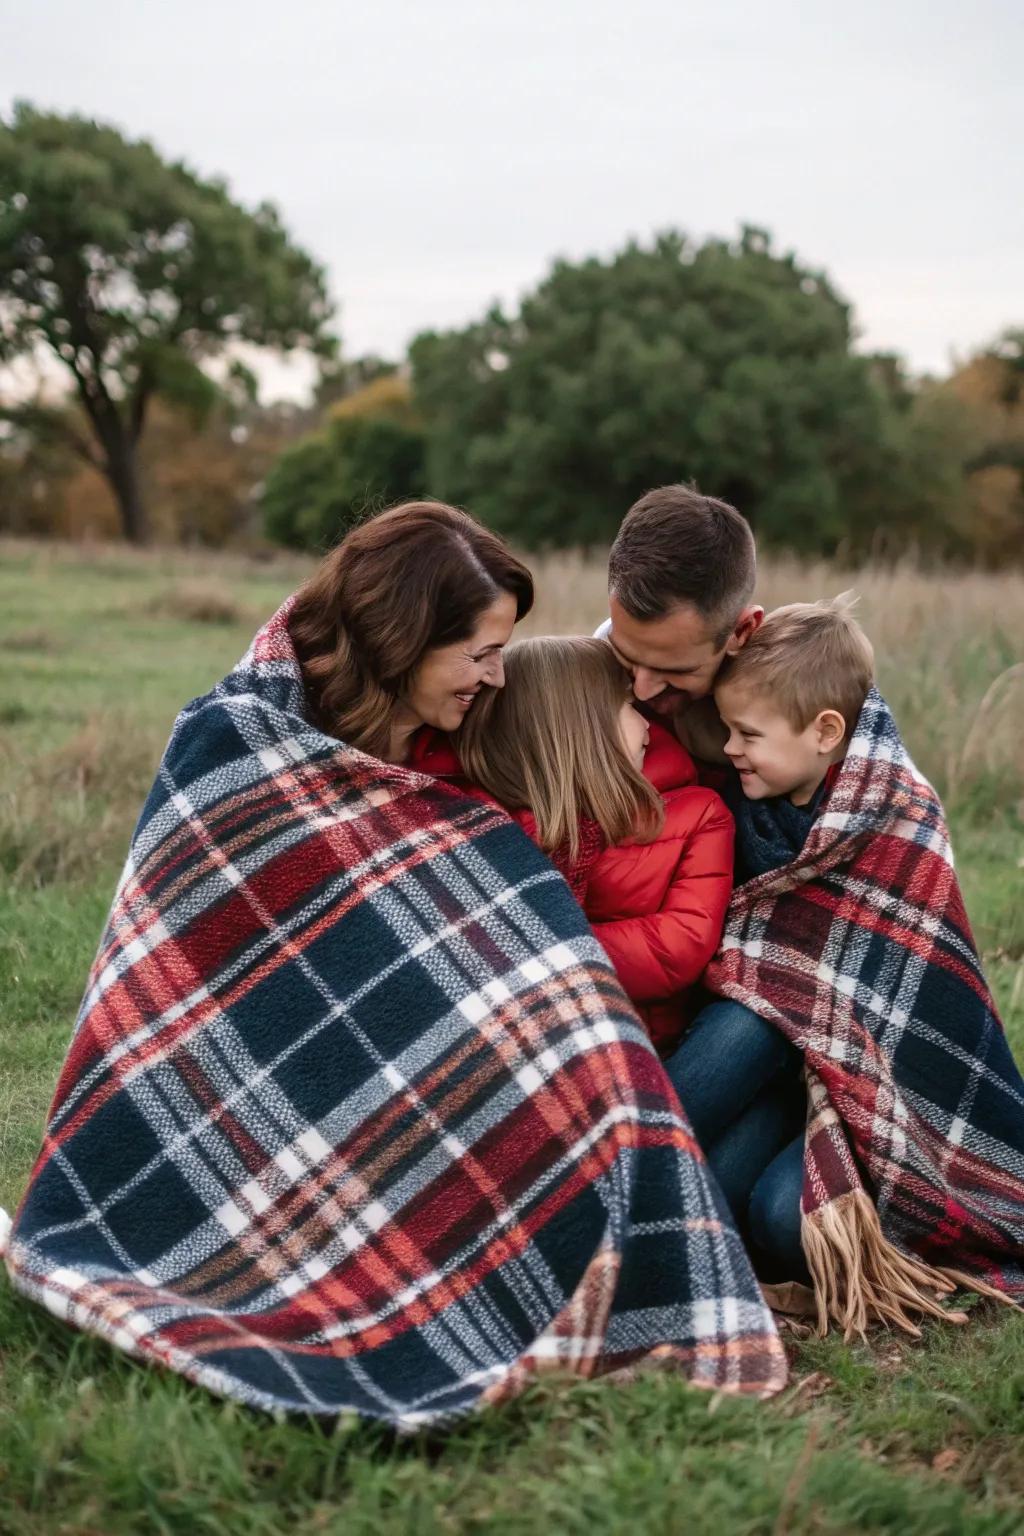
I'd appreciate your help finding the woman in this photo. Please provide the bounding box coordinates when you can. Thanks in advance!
[287,500,533,762]
[4,502,786,1428]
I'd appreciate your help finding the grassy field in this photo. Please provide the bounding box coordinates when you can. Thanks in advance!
[1,538,1023,1536]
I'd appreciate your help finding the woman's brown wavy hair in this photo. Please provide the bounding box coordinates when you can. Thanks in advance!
[288,501,534,758]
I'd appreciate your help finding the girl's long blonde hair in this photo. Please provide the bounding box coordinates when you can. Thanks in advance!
[457,636,663,860]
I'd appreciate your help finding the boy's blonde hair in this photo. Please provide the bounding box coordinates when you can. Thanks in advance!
[458,637,663,859]
[714,593,875,737]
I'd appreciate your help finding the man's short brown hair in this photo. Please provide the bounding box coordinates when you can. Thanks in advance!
[608,484,756,640]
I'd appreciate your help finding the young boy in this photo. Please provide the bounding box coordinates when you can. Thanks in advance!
[664,596,874,1285]
[712,594,874,880]
[664,594,1024,1335]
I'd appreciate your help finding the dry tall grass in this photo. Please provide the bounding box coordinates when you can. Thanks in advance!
[522,550,1024,813]
[2,543,1022,1536]
[1,540,1021,895]
[0,713,165,887]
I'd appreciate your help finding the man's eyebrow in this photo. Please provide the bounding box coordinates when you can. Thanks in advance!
[608,638,698,675]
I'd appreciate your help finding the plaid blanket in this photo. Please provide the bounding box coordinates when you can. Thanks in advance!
[705,687,1024,1337]
[3,601,785,1427]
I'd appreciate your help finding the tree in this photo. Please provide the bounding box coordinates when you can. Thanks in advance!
[263,414,426,552]
[945,329,1024,562]
[136,399,309,546]
[328,370,418,427]
[0,397,78,535]
[1,396,310,543]
[263,373,425,551]
[315,354,399,411]
[409,227,904,553]
[0,103,334,541]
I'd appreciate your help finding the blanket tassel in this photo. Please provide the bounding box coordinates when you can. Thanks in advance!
[801,1190,969,1341]
[934,1264,1019,1309]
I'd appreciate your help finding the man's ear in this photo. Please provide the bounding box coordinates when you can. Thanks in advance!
[815,709,847,752]
[724,605,764,656]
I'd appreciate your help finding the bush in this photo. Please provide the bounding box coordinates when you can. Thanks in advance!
[262,415,426,551]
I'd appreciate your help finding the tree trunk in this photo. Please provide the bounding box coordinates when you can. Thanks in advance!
[105,436,149,544]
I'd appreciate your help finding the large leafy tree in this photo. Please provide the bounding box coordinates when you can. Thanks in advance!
[263,374,426,551]
[945,329,1024,561]
[0,104,334,541]
[263,416,426,552]
[410,227,901,552]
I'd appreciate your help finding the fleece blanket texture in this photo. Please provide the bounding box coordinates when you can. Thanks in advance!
[4,600,786,1427]
[705,688,1024,1336]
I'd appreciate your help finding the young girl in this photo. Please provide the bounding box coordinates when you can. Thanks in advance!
[414,636,734,1055]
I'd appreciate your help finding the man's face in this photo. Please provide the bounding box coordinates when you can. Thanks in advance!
[607,594,731,713]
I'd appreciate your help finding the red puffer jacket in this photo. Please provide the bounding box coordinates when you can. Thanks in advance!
[584,723,733,1053]
[410,722,734,1054]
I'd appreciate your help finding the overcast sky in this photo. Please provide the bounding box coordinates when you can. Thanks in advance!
[3,0,1022,400]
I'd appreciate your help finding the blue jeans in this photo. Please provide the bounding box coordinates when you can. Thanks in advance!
[663,999,808,1282]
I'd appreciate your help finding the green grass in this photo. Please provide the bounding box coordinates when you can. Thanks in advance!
[3,1290,1024,1536]
[1,540,1023,1535]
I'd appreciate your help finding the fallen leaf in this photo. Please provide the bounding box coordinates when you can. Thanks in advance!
[932,1448,962,1473]
[791,1371,833,1400]
[777,1370,834,1414]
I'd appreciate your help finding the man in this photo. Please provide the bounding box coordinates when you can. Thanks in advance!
[598,484,763,758]
[596,487,790,1263]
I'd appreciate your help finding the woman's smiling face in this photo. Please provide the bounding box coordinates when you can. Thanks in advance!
[402,591,519,734]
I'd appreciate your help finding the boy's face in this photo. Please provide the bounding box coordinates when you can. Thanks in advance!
[715,683,845,805]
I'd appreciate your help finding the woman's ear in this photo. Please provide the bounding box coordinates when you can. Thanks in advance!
[815,709,847,753]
